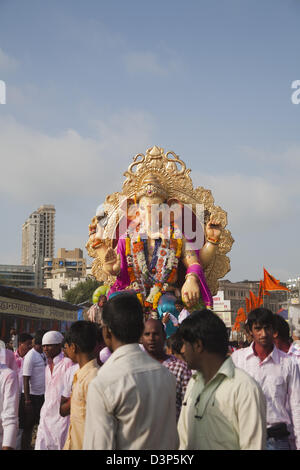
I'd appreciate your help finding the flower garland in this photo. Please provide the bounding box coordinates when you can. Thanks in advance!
[125,232,183,309]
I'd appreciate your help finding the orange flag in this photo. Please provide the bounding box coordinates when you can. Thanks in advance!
[263,268,290,292]
[249,290,258,309]
[233,307,247,331]
[236,307,247,323]
[232,321,241,332]
[245,297,250,313]
[257,280,264,306]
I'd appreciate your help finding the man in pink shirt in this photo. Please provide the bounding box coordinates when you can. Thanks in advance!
[35,331,73,450]
[231,308,300,450]
[289,327,300,366]
[3,348,18,374]
[272,314,300,366]
[0,343,19,450]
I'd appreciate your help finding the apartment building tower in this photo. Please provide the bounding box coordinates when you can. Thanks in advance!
[22,205,55,287]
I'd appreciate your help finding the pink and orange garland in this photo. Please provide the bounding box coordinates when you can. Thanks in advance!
[125,234,183,309]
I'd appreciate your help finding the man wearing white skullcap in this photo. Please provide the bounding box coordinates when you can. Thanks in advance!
[35,331,73,450]
[42,331,64,346]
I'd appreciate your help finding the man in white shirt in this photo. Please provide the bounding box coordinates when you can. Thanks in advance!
[0,363,19,450]
[177,309,266,450]
[231,308,300,450]
[20,329,46,449]
[0,343,19,450]
[83,292,179,450]
[35,331,73,450]
[289,327,300,366]
[175,299,190,324]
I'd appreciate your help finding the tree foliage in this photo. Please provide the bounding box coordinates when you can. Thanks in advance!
[63,278,101,305]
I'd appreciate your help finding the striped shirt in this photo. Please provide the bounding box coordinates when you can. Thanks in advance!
[163,355,192,421]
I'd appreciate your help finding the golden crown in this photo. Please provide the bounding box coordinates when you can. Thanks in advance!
[122,146,194,201]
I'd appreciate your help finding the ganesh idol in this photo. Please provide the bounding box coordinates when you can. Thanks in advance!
[86,146,234,313]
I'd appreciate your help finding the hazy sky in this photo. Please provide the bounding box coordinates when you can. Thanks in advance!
[1,0,300,282]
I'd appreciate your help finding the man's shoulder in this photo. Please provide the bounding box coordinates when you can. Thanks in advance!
[231,346,252,363]
[23,347,36,362]
[94,347,175,388]
[277,349,300,375]
[232,365,259,385]
[227,364,264,399]
[0,363,18,386]
[163,356,191,374]
[62,357,73,367]
[273,346,298,368]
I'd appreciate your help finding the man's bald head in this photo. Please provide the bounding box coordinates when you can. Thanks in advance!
[144,318,165,334]
[142,318,166,359]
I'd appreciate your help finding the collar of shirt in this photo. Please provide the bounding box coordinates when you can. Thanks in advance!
[244,343,283,364]
[73,359,98,384]
[190,357,234,418]
[192,356,234,388]
[105,343,142,365]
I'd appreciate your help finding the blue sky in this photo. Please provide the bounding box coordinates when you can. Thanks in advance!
[0,0,300,283]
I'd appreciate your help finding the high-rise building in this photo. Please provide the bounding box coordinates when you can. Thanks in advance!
[22,205,55,287]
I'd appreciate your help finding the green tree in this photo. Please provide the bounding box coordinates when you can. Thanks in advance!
[63,278,101,305]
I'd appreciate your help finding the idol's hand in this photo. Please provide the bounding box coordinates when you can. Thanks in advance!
[206,216,222,241]
[103,248,121,276]
[181,276,200,308]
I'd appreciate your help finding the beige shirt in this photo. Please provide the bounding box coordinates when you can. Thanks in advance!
[64,359,99,450]
[178,356,267,450]
[83,343,179,450]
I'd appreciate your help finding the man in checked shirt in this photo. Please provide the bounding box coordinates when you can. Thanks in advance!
[232,307,300,450]
[142,318,192,421]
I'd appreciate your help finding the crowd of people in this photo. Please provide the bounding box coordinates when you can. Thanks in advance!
[0,291,300,451]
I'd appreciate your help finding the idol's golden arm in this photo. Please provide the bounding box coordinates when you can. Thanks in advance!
[198,241,218,269]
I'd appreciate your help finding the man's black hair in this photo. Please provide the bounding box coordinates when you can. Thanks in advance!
[166,330,183,355]
[34,329,48,346]
[178,309,229,357]
[18,333,33,344]
[64,321,98,353]
[95,324,104,345]
[102,292,144,344]
[272,314,290,341]
[247,308,274,331]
